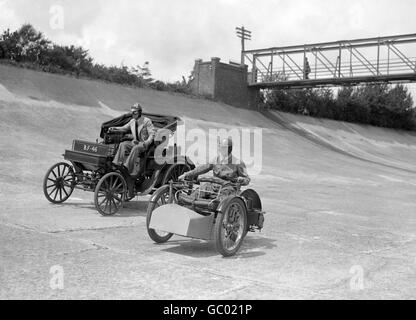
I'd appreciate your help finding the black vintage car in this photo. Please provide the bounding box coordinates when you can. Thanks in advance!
[43,112,194,216]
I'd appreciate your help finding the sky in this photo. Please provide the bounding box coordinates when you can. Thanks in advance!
[1,0,416,83]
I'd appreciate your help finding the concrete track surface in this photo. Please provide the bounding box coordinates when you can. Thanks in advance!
[0,64,415,300]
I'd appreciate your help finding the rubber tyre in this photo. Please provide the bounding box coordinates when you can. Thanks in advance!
[146,186,174,243]
[214,198,248,257]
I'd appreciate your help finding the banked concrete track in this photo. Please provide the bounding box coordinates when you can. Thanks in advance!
[1,64,415,299]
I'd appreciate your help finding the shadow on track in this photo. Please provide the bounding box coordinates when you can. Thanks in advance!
[158,236,278,259]
[48,200,149,217]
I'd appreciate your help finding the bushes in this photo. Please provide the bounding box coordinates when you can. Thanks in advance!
[0,24,193,94]
[263,84,416,131]
[0,24,147,86]
[147,77,191,94]
[0,25,50,62]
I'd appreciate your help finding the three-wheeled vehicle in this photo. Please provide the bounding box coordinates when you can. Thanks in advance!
[43,113,194,216]
[147,177,265,257]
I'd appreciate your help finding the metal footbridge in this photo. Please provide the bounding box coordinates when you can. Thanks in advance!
[243,33,416,89]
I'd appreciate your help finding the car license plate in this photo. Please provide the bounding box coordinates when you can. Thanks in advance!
[73,140,109,156]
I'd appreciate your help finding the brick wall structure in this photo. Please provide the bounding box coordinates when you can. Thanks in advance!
[190,57,259,109]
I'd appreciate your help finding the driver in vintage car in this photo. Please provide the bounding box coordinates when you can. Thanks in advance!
[178,137,250,198]
[108,103,155,176]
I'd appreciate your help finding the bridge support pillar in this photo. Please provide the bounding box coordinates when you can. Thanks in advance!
[190,57,259,110]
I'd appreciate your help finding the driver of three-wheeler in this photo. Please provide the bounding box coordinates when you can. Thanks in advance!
[178,137,250,198]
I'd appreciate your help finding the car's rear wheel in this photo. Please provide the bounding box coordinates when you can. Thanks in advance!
[214,198,248,257]
[162,164,191,185]
[43,162,76,204]
[146,186,174,243]
[94,172,127,216]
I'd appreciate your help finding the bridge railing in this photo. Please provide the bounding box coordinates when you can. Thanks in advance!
[244,33,416,87]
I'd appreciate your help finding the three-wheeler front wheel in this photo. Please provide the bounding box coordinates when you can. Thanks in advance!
[43,162,76,204]
[146,185,174,243]
[94,172,127,216]
[214,198,248,257]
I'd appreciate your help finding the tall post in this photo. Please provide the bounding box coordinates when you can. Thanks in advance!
[236,26,252,66]
[387,43,390,75]
[303,47,307,80]
[377,40,381,75]
[283,53,286,76]
[338,45,342,78]
[241,27,245,65]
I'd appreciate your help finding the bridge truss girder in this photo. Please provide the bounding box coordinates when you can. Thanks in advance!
[244,33,416,89]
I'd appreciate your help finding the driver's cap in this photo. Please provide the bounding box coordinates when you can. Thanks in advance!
[131,103,142,112]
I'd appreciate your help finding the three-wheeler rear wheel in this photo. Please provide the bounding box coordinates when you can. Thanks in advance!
[94,172,127,216]
[43,162,76,204]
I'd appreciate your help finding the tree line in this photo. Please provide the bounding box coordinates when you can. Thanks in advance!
[262,84,416,131]
[1,24,415,131]
[0,24,191,93]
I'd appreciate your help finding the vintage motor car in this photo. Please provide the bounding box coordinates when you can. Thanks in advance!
[42,112,194,216]
[147,176,265,257]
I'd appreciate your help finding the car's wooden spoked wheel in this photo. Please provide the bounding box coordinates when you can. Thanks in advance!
[214,198,247,257]
[146,186,174,243]
[43,162,76,204]
[94,173,127,216]
[162,164,191,185]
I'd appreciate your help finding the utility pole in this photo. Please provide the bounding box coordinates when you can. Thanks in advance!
[236,26,251,65]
